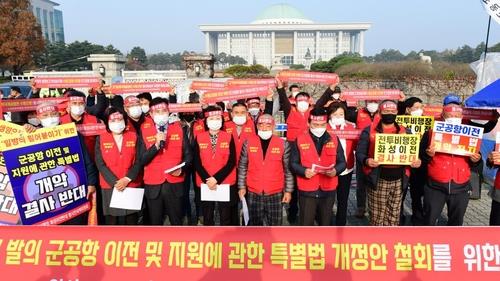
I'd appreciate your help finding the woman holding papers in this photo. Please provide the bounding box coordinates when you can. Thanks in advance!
[95,107,143,225]
[194,105,238,226]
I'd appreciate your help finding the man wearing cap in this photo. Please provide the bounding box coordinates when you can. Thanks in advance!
[290,108,346,226]
[36,102,98,225]
[237,114,294,225]
[140,97,192,225]
[420,103,482,226]
[356,100,421,226]
[123,95,146,134]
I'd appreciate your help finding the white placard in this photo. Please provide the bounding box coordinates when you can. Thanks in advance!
[201,184,230,202]
[481,0,500,25]
[110,187,145,210]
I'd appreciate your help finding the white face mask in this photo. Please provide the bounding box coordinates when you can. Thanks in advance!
[28,118,40,126]
[445,117,462,125]
[332,93,341,100]
[248,108,260,116]
[41,116,60,128]
[141,105,150,114]
[329,117,345,127]
[310,127,326,138]
[153,114,169,127]
[258,130,273,140]
[207,119,222,131]
[297,101,309,112]
[233,115,247,125]
[109,121,125,134]
[70,105,85,116]
[128,106,142,119]
[410,109,423,117]
[366,103,379,113]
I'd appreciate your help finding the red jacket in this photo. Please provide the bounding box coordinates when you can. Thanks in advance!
[141,117,185,185]
[296,132,339,191]
[356,108,379,131]
[60,113,98,160]
[98,130,142,189]
[224,119,256,163]
[195,131,236,186]
[327,122,357,170]
[286,107,310,142]
[192,119,205,140]
[245,134,285,195]
[495,170,500,190]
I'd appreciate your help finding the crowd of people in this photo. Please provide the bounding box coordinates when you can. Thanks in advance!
[2,77,500,226]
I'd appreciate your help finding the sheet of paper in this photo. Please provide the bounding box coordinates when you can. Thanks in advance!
[312,164,335,174]
[110,187,145,211]
[164,162,186,174]
[201,184,230,202]
[241,196,250,226]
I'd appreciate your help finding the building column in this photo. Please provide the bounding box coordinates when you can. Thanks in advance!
[315,31,320,61]
[338,31,343,56]
[359,31,365,56]
[271,31,275,66]
[249,32,253,65]
[205,32,211,54]
[293,31,298,65]
[226,32,231,54]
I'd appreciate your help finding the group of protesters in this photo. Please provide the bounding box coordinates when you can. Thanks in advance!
[2,76,500,227]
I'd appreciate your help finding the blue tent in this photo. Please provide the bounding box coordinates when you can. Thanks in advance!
[465,78,500,108]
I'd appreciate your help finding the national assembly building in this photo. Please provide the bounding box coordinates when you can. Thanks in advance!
[199,3,371,68]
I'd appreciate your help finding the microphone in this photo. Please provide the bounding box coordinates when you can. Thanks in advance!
[159,125,166,149]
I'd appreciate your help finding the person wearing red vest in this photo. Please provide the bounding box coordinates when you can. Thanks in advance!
[290,108,347,226]
[123,95,146,134]
[95,108,143,225]
[487,150,500,225]
[420,104,482,226]
[237,114,294,225]
[139,98,192,225]
[326,102,358,226]
[194,106,238,225]
[356,100,421,226]
[224,102,256,163]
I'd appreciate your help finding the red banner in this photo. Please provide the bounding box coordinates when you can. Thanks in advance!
[109,82,172,94]
[76,123,106,136]
[190,81,227,91]
[423,105,443,118]
[227,79,276,89]
[0,98,68,112]
[278,70,339,84]
[343,89,401,101]
[34,77,101,89]
[430,121,484,156]
[329,129,362,140]
[203,86,269,103]
[462,108,498,120]
[168,103,203,113]
[0,226,500,280]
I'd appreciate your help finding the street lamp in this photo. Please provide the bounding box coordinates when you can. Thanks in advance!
[98,64,106,77]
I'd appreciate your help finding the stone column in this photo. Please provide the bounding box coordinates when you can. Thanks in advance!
[315,31,320,61]
[338,31,343,55]
[248,31,253,65]
[359,31,365,56]
[87,54,126,85]
[293,31,298,65]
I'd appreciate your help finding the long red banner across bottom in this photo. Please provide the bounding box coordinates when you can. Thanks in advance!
[0,226,499,280]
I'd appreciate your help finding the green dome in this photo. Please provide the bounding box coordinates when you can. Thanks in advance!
[252,4,313,24]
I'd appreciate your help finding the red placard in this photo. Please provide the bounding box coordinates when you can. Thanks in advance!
[76,123,106,136]
[227,78,276,89]
[278,70,339,84]
[203,86,269,103]
[168,103,203,113]
[190,81,227,91]
[329,129,362,140]
[34,76,101,89]
[0,153,19,225]
[423,105,443,118]
[430,121,484,156]
[0,97,68,112]
[343,89,401,101]
[109,82,172,94]
[0,226,500,280]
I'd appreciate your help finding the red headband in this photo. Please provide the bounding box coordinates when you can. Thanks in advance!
[443,105,463,113]
[296,96,309,102]
[69,96,84,102]
[204,110,222,118]
[124,96,140,106]
[36,104,57,114]
[380,102,397,111]
[150,103,168,111]
[258,115,275,125]
[247,98,260,105]
[310,115,327,122]
[109,112,123,122]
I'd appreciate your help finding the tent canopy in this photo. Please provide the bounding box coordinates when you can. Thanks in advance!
[465,78,500,108]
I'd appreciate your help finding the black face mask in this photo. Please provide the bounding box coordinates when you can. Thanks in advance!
[381,114,397,124]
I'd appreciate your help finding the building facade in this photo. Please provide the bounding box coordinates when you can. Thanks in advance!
[200,4,371,68]
[30,0,65,43]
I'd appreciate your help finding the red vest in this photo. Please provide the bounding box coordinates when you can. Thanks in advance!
[140,117,185,185]
[245,135,285,195]
[327,122,357,170]
[356,108,379,131]
[427,129,471,185]
[192,119,205,140]
[296,132,339,191]
[98,131,142,189]
[364,124,411,177]
[495,170,500,190]
[61,113,98,160]
[224,119,256,163]
[195,131,236,186]
[286,107,310,142]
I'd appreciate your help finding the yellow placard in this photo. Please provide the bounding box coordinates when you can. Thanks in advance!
[374,133,420,165]
[396,116,434,136]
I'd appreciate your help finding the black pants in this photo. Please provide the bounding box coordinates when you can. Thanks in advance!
[423,185,469,226]
[145,182,184,225]
[299,194,335,226]
[336,172,353,226]
[355,161,367,209]
[183,170,193,223]
[61,212,89,225]
[490,200,500,226]
[199,185,239,226]
[104,213,138,225]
